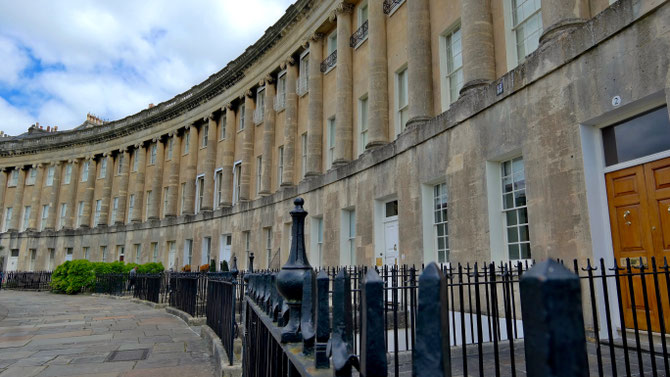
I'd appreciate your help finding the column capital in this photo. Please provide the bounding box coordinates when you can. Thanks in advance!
[245,89,254,98]
[32,163,43,169]
[49,161,62,167]
[133,143,143,150]
[68,158,79,164]
[310,32,325,42]
[225,102,234,111]
[264,74,274,85]
[335,2,355,15]
[208,112,217,121]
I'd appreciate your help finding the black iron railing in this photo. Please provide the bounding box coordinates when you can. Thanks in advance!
[133,274,162,303]
[93,274,130,296]
[383,0,403,15]
[242,257,670,376]
[1,271,52,290]
[320,50,337,73]
[206,277,238,365]
[349,20,368,48]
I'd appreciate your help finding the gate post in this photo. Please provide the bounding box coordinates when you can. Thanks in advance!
[520,259,588,377]
[413,262,450,377]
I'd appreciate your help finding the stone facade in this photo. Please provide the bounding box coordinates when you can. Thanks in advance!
[0,0,669,272]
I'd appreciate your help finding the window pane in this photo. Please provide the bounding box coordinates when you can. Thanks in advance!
[514,191,527,207]
[506,210,517,226]
[602,106,670,166]
[508,244,520,260]
[385,200,398,217]
[507,227,519,243]
[520,243,531,259]
[518,208,528,224]
[520,225,530,242]
[503,193,514,209]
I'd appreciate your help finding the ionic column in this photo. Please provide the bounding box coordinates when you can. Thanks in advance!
[540,0,589,44]
[28,164,44,231]
[0,169,7,222]
[282,59,298,186]
[240,92,255,201]
[220,105,236,207]
[367,0,389,148]
[183,124,199,213]
[46,162,62,230]
[166,131,182,217]
[9,167,26,231]
[149,137,165,219]
[65,160,80,229]
[131,145,146,223]
[260,76,276,195]
[202,115,218,210]
[333,3,355,167]
[407,0,434,125]
[98,153,113,226]
[460,0,496,95]
[306,34,324,177]
[81,157,96,228]
[115,149,130,224]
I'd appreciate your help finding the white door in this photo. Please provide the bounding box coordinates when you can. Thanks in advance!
[220,235,232,263]
[384,220,399,266]
[168,242,176,270]
[7,250,19,272]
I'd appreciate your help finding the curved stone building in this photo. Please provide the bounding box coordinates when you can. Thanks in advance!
[1,0,669,274]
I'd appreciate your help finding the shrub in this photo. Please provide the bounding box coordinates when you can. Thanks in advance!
[182,264,191,272]
[199,264,209,272]
[209,259,216,272]
[51,260,164,294]
[138,262,164,274]
[220,260,229,272]
[65,260,95,294]
[50,261,71,293]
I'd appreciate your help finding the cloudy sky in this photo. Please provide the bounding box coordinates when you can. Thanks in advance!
[0,0,295,136]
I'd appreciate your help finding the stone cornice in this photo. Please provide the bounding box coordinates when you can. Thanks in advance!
[0,0,316,157]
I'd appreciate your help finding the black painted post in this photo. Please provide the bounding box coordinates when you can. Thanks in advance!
[276,198,312,343]
[360,269,387,377]
[315,270,330,368]
[271,273,280,321]
[249,252,254,273]
[331,269,359,376]
[414,262,450,377]
[520,260,588,377]
[231,256,239,280]
[301,269,316,355]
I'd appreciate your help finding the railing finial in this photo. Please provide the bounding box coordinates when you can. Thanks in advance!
[276,197,312,343]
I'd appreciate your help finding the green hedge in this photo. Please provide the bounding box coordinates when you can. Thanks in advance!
[51,260,164,294]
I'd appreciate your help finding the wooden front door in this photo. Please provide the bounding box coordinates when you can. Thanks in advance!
[606,157,670,332]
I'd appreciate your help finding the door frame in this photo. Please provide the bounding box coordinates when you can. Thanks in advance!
[580,91,667,337]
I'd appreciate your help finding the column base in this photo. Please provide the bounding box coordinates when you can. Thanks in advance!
[365,141,388,150]
[304,171,321,178]
[258,191,271,196]
[280,182,295,188]
[406,116,431,128]
[539,19,586,45]
[219,202,232,208]
[332,159,350,168]
[460,79,492,97]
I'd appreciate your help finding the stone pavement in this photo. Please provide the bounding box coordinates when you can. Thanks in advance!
[0,290,215,377]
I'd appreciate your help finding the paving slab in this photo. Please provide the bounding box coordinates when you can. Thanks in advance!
[0,291,215,377]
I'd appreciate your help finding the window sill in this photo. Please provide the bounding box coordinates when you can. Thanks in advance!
[387,0,405,17]
[354,36,368,50]
[324,64,336,75]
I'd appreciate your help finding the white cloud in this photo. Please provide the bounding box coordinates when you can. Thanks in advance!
[0,0,295,136]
